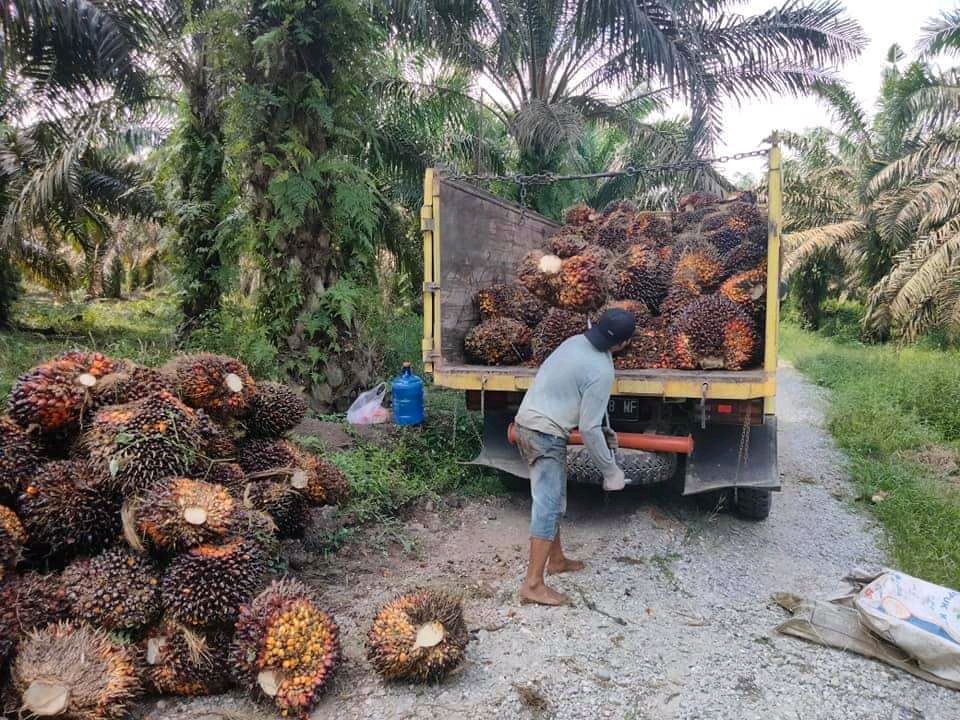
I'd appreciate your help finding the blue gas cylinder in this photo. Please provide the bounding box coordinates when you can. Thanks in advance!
[392,361,424,426]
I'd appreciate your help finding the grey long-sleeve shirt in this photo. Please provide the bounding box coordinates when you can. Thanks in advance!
[515,334,618,479]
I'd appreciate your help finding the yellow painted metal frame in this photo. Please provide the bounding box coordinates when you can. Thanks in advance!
[421,143,782,403]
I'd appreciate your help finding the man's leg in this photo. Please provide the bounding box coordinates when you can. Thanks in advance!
[547,528,585,575]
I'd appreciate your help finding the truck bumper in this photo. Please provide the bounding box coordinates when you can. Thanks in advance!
[683,416,779,495]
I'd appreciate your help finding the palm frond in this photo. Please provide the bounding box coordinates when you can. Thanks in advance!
[783,220,867,275]
[919,8,960,56]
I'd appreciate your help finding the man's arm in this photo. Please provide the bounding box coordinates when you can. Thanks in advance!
[578,374,620,480]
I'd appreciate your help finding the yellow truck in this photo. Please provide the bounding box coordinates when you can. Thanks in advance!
[420,145,782,519]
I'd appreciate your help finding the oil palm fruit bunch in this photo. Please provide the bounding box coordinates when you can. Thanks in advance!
[0,571,71,636]
[88,361,174,409]
[84,391,204,494]
[476,284,546,328]
[557,253,608,312]
[720,265,767,318]
[595,300,650,326]
[231,508,283,573]
[242,481,308,538]
[196,408,236,459]
[198,461,248,498]
[0,504,27,576]
[669,295,760,370]
[231,578,341,718]
[131,478,237,552]
[564,203,596,226]
[546,230,589,258]
[677,191,718,211]
[627,212,671,246]
[721,201,764,233]
[615,319,675,370]
[247,382,308,439]
[464,318,531,365]
[240,439,348,507]
[658,285,702,318]
[596,208,633,251]
[7,352,114,433]
[164,354,256,421]
[670,243,723,296]
[722,241,767,277]
[161,539,266,628]
[531,308,587,362]
[366,590,469,682]
[517,250,563,304]
[671,206,710,234]
[18,460,121,561]
[0,416,40,497]
[704,227,744,255]
[610,244,666,313]
[62,547,161,631]
[11,622,141,720]
[144,618,233,696]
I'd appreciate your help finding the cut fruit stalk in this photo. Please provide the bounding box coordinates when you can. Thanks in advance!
[146,637,167,665]
[183,506,208,526]
[23,682,71,716]
[257,670,281,697]
[290,470,308,490]
[76,373,97,388]
[413,621,446,650]
[225,373,244,393]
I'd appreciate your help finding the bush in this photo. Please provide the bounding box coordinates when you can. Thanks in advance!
[0,251,20,328]
[104,255,124,299]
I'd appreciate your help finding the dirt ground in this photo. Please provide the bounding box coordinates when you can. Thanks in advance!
[148,365,958,720]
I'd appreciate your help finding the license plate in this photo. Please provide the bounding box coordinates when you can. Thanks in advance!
[608,397,640,422]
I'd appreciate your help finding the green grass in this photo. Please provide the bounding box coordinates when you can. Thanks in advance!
[781,323,960,589]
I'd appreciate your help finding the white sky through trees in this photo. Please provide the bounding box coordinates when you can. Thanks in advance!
[720,0,955,180]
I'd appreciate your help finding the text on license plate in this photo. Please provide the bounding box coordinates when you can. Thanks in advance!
[608,397,640,421]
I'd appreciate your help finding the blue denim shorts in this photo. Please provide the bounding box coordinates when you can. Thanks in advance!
[515,425,567,541]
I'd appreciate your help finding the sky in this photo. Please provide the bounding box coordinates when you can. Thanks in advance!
[716,0,955,179]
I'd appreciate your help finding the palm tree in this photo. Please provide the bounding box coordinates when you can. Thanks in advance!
[386,0,866,202]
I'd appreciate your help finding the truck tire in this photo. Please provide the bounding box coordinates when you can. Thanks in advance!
[734,487,772,520]
[566,448,676,486]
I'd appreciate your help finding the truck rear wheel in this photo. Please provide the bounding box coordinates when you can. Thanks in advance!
[734,487,772,520]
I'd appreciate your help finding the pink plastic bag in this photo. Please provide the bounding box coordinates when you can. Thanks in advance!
[346,382,390,425]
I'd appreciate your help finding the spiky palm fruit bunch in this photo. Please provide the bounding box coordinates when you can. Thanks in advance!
[88,361,174,410]
[19,460,121,560]
[0,504,27,574]
[517,250,563,304]
[669,295,761,370]
[723,201,764,231]
[705,227,744,255]
[564,203,596,226]
[464,318,532,366]
[595,300,651,326]
[243,482,308,538]
[722,241,767,277]
[626,212,671,246]
[610,244,667,312]
[0,416,40,497]
[670,245,723,296]
[196,408,236,459]
[231,578,341,718]
[239,439,348,507]
[366,590,469,682]
[12,623,141,720]
[677,191,718,212]
[671,207,710,234]
[232,509,281,564]
[165,354,256,421]
[247,383,308,439]
[476,284,546,328]
[62,547,161,631]
[531,308,586,362]
[596,210,632,251]
[0,571,71,637]
[557,253,608,312]
[600,200,637,217]
[7,353,114,433]
[614,318,674,370]
[132,478,237,552]
[84,391,204,494]
[720,265,767,318]
[659,285,703,318]
[162,540,266,628]
[144,618,233,697]
[200,462,248,498]
[546,231,589,259]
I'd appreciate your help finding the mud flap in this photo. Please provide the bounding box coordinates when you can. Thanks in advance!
[468,410,529,479]
[683,416,779,495]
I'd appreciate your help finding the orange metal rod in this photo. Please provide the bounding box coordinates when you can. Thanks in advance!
[507,423,694,454]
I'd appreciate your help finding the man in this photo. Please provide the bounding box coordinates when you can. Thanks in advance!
[514,307,636,606]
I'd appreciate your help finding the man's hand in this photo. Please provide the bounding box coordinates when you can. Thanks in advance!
[602,426,619,452]
[603,466,626,492]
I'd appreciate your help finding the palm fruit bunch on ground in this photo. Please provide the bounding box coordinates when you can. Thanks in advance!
[246,382,308,438]
[670,295,762,370]
[11,622,141,720]
[466,191,768,370]
[231,578,341,718]
[129,477,237,552]
[0,504,26,576]
[0,416,39,498]
[163,354,257,421]
[476,283,546,328]
[464,318,532,365]
[62,547,161,631]
[0,570,71,638]
[240,439,349,507]
[366,590,469,682]
[144,618,233,696]
[88,360,174,409]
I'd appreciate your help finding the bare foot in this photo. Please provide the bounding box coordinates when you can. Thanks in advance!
[519,581,571,606]
[547,558,585,575]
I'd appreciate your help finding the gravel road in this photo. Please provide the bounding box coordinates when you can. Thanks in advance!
[150,364,957,720]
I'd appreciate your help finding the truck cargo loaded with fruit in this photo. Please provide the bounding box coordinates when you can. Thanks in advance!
[420,144,782,520]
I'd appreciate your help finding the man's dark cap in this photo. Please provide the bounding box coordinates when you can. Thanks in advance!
[584,308,636,352]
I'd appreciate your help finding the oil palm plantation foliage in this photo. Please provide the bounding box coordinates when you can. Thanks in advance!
[782,27,960,341]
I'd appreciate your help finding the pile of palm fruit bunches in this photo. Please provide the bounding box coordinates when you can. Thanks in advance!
[465,191,768,371]
[0,353,469,719]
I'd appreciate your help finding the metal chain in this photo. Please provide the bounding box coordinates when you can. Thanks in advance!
[733,402,752,487]
[445,149,769,188]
